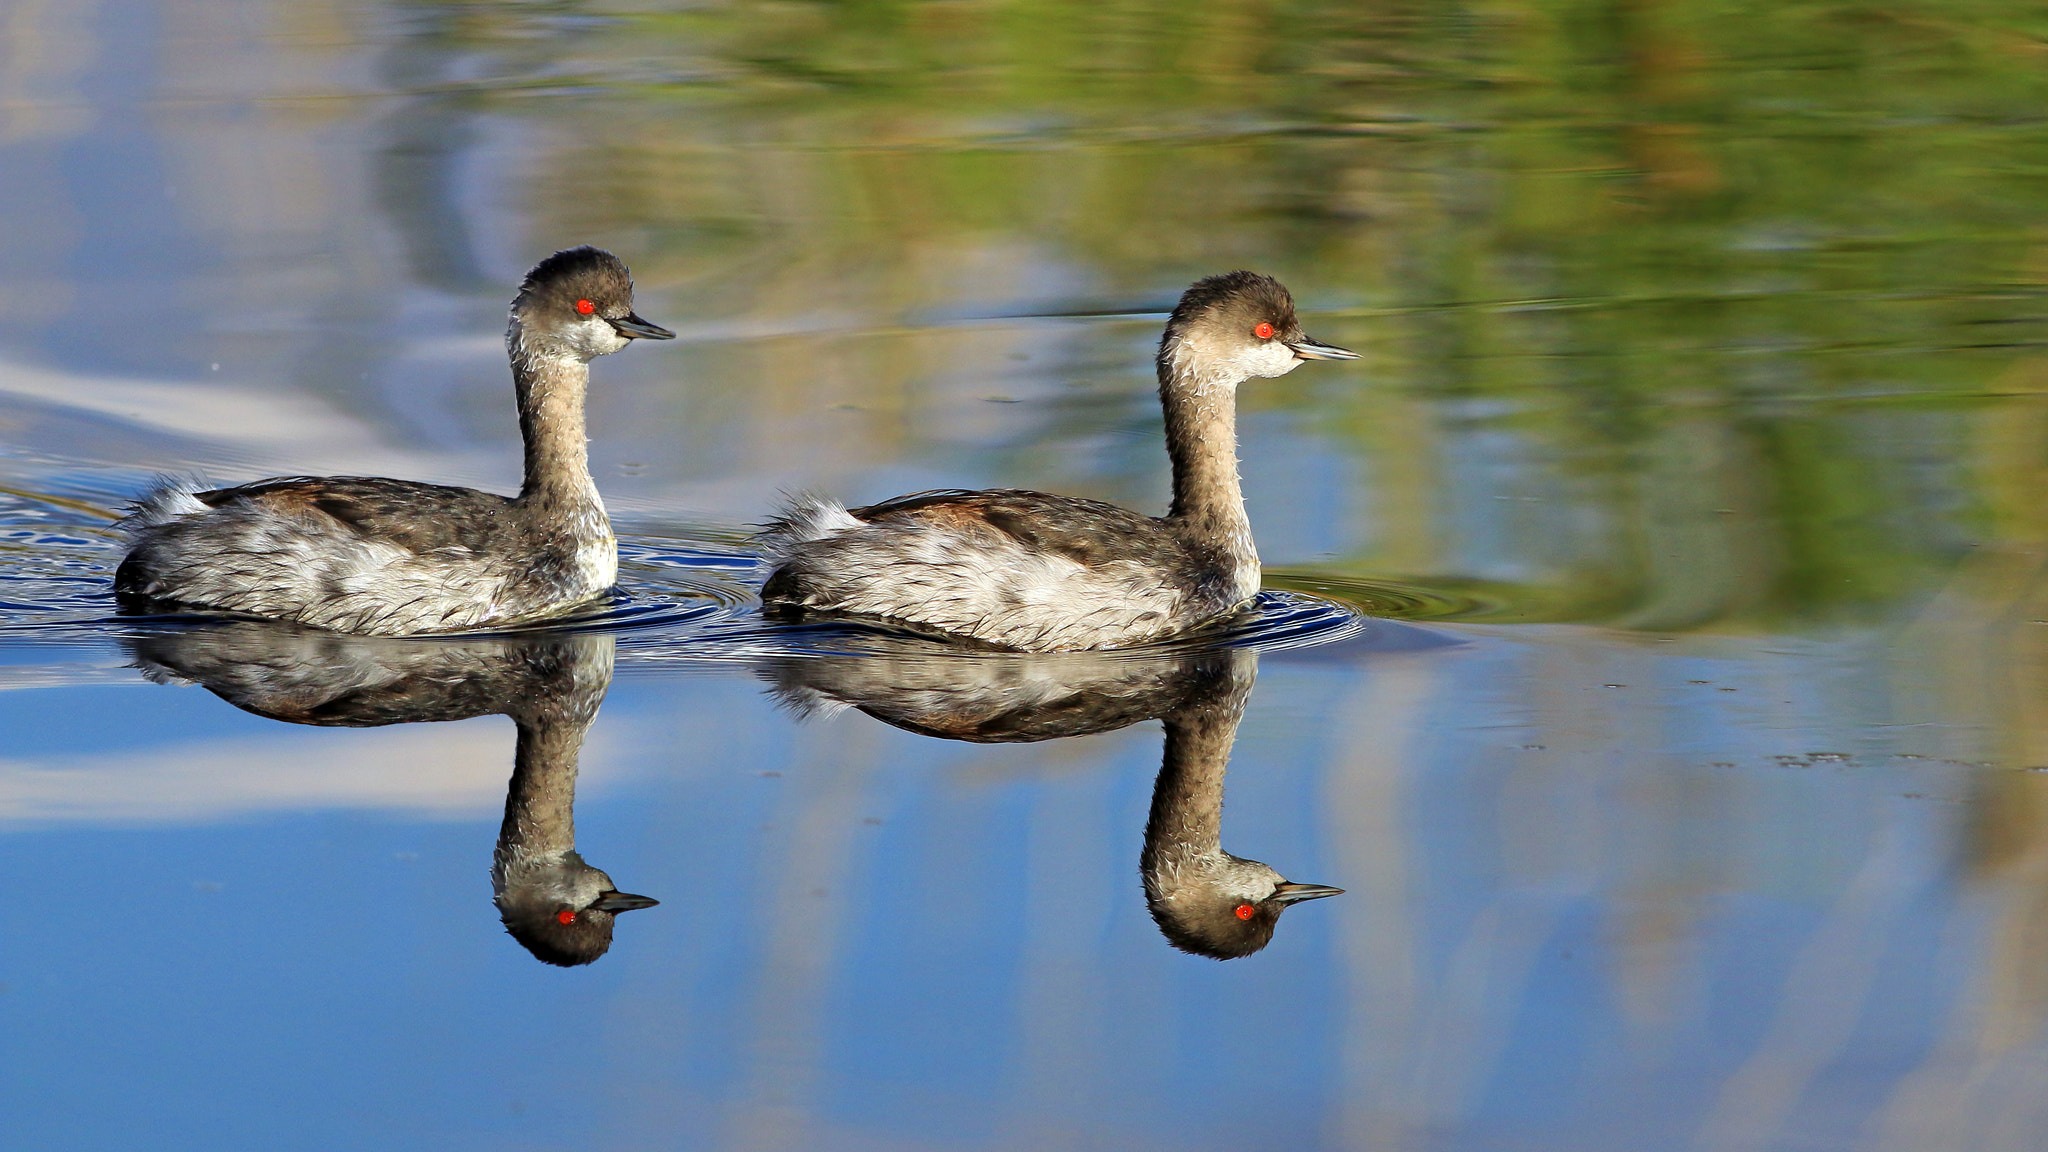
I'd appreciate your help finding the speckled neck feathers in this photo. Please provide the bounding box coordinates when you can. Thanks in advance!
[497,714,590,862]
[1156,273,1301,598]
[1142,654,1256,883]
[494,635,612,867]
[1157,371,1253,574]
[508,339,601,513]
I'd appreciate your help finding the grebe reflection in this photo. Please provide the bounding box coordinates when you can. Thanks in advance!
[766,646,1340,958]
[127,625,656,966]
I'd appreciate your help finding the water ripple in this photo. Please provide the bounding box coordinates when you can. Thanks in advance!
[1264,570,1505,621]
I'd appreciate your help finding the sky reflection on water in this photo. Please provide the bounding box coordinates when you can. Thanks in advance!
[7,0,2048,1149]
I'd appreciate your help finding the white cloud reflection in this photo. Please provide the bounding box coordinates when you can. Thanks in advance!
[0,718,630,826]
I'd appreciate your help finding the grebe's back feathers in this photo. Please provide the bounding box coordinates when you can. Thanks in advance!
[183,476,514,553]
[761,488,1176,569]
[849,489,1174,567]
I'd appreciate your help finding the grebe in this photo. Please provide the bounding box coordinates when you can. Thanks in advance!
[766,644,1341,958]
[757,271,1356,651]
[130,625,658,967]
[115,246,674,636]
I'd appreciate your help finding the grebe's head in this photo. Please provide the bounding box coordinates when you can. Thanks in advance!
[495,851,660,967]
[1158,270,1357,389]
[1145,854,1343,960]
[510,245,675,360]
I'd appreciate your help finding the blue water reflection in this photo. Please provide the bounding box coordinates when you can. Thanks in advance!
[7,618,2032,1149]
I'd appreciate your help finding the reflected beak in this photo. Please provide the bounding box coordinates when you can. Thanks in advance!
[608,313,676,340]
[592,890,660,913]
[1271,882,1345,905]
[1287,336,1358,361]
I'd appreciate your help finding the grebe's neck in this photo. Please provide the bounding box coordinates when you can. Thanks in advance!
[490,636,614,911]
[1142,653,1255,890]
[508,325,602,515]
[496,714,587,865]
[1159,343,1258,590]
[493,638,610,875]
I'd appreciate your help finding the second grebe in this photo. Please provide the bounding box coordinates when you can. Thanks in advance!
[115,246,674,635]
[757,271,1356,651]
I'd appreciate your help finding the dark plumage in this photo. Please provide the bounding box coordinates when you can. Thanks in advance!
[115,245,674,636]
[757,271,1357,651]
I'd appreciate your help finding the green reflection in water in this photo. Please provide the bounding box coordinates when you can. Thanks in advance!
[349,1,2048,630]
[3,0,2041,635]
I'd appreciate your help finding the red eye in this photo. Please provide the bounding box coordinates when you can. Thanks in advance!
[1234,904,1256,921]
[556,910,576,924]
[575,299,596,315]
[1253,322,1275,340]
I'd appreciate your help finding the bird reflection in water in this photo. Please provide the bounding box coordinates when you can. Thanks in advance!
[766,645,1341,958]
[125,624,657,966]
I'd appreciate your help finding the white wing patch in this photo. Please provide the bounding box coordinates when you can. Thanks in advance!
[119,480,211,533]
[758,494,866,561]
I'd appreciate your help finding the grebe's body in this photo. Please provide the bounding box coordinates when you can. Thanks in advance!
[761,488,1243,651]
[118,474,618,636]
[758,271,1355,651]
[115,247,672,635]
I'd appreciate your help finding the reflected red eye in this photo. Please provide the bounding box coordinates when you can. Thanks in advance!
[1234,904,1256,921]
[556,910,576,924]
[1253,322,1276,340]
[575,299,596,315]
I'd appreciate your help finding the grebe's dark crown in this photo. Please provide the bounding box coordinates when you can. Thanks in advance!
[1150,891,1283,959]
[512,245,674,340]
[1148,872,1345,960]
[1166,270,1297,334]
[1156,270,1355,373]
[500,883,660,967]
[515,245,634,315]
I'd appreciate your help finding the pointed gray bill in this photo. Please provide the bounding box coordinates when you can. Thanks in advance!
[592,891,661,913]
[609,313,676,340]
[1271,882,1346,904]
[1288,336,1358,361]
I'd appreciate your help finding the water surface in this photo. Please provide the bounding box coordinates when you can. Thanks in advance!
[6,2,2048,1149]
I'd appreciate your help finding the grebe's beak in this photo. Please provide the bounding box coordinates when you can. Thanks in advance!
[609,313,676,340]
[1271,881,1346,904]
[1287,336,1358,361]
[591,890,661,913]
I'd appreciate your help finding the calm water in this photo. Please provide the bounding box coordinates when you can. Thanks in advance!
[7,2,2048,1148]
